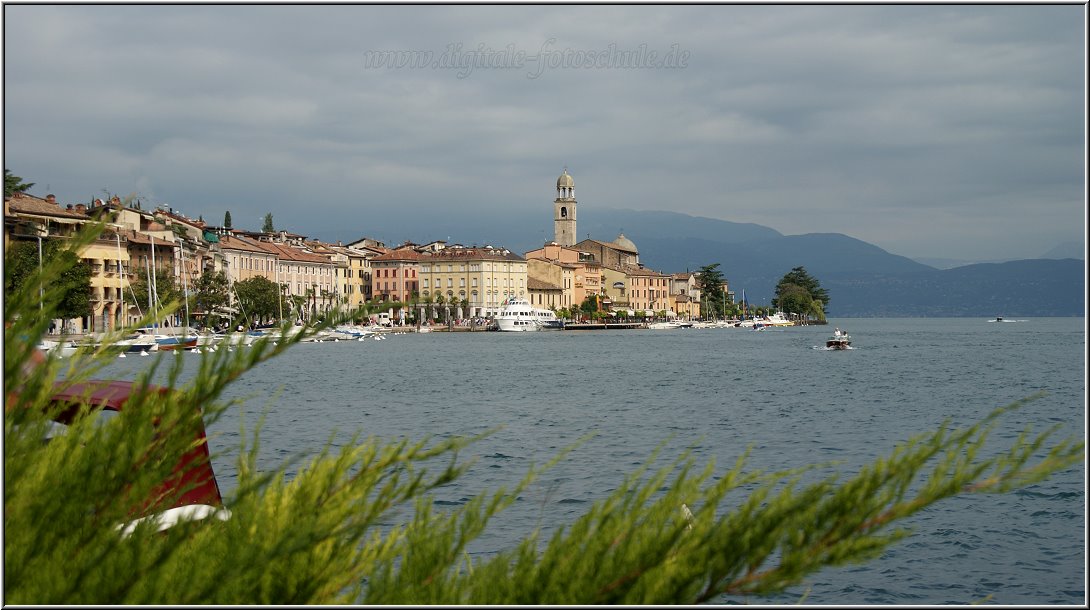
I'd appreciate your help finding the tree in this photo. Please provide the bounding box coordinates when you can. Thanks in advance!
[774,283,813,318]
[192,270,231,328]
[4,239,91,320]
[3,240,1084,604]
[224,210,233,230]
[5,169,35,197]
[126,267,182,318]
[579,295,600,316]
[808,299,827,323]
[234,276,282,325]
[696,264,727,319]
[774,267,829,314]
[262,213,275,233]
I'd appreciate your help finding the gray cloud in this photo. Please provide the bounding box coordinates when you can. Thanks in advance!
[4,4,1084,261]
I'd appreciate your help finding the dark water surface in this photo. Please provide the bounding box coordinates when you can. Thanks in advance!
[94,318,1086,605]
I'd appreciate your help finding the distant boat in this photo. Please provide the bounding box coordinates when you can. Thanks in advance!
[154,336,199,351]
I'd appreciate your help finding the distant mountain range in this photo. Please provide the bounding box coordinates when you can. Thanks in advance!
[316,207,1085,317]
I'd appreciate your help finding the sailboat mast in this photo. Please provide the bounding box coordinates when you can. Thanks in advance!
[115,232,124,328]
[149,235,157,319]
[146,256,153,314]
[180,243,190,329]
[276,255,283,323]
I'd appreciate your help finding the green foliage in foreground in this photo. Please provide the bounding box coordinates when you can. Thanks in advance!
[4,226,1084,604]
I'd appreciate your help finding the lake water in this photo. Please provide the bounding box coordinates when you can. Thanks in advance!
[92,318,1086,605]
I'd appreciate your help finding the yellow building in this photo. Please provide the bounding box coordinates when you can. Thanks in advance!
[3,193,134,333]
[526,257,575,311]
[624,267,672,315]
[527,277,564,311]
[600,265,630,311]
[418,245,527,318]
[322,243,379,310]
[524,242,601,306]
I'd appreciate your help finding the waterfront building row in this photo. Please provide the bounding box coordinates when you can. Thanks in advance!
[4,169,719,332]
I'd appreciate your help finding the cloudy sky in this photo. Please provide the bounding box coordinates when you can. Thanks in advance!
[3,4,1085,263]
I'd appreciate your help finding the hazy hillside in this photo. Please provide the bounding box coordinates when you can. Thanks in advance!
[579,208,783,245]
[825,259,1085,317]
[1040,241,1085,260]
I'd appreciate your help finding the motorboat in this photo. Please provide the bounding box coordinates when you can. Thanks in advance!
[826,328,852,350]
[132,327,198,351]
[84,331,160,354]
[493,297,564,331]
[153,335,199,351]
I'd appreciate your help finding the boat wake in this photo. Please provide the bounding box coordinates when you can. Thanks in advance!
[814,345,854,351]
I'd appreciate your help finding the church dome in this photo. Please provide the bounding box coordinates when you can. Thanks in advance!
[556,169,574,188]
[613,232,638,253]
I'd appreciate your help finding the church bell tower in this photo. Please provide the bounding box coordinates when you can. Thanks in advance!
[554,168,576,246]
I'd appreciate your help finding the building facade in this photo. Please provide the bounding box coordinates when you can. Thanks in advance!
[419,246,527,318]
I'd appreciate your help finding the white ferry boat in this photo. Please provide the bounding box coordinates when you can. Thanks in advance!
[493,297,564,332]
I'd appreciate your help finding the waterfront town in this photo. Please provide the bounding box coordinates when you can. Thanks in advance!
[5,169,741,334]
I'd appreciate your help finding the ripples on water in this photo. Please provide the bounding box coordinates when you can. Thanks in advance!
[93,318,1085,605]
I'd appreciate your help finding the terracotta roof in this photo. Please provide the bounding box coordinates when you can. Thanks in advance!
[626,267,667,277]
[260,242,334,265]
[372,249,428,262]
[5,192,89,220]
[121,229,175,247]
[527,277,563,291]
[218,234,272,254]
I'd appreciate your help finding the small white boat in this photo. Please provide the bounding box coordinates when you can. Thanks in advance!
[494,297,564,332]
[37,338,79,358]
[762,311,795,327]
